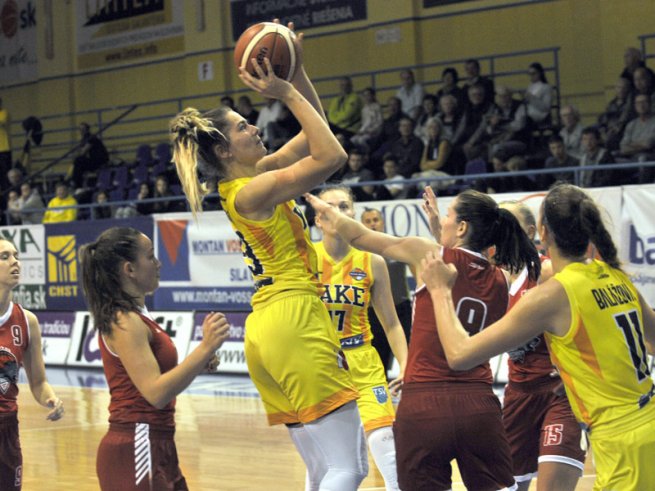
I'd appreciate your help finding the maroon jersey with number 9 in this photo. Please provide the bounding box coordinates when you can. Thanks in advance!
[0,303,30,413]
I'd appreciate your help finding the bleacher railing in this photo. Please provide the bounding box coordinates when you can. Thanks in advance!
[8,47,560,185]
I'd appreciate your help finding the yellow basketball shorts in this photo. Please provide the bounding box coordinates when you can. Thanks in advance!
[590,402,655,490]
[344,343,395,433]
[245,293,359,426]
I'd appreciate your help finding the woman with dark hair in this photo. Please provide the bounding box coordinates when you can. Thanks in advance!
[0,236,64,490]
[305,185,540,490]
[422,183,655,490]
[168,23,367,490]
[525,62,553,125]
[436,67,465,108]
[80,227,230,490]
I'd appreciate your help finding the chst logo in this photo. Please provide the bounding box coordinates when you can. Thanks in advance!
[47,235,78,297]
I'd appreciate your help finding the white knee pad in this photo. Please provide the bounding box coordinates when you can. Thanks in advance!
[367,426,400,491]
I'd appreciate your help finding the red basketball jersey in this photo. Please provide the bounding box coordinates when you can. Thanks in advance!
[99,311,178,427]
[405,248,509,384]
[0,303,29,413]
[506,256,554,384]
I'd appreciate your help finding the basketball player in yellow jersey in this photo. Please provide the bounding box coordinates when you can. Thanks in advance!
[421,183,655,491]
[169,23,367,490]
[314,186,408,491]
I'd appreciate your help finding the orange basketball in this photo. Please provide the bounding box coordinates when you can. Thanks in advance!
[234,22,298,82]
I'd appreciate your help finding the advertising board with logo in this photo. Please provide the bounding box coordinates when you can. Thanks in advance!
[38,311,75,365]
[154,212,254,311]
[0,225,46,309]
[0,0,38,84]
[75,0,184,69]
[190,311,248,374]
[66,310,194,368]
[44,217,152,311]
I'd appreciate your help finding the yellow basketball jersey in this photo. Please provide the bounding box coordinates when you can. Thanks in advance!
[219,178,322,308]
[315,242,374,344]
[546,259,654,431]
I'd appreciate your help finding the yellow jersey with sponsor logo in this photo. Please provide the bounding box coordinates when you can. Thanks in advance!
[219,178,322,309]
[315,242,374,345]
[546,259,653,431]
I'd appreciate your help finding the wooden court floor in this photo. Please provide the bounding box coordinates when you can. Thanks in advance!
[17,381,597,490]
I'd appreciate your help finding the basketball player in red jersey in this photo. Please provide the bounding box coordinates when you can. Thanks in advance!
[305,186,540,490]
[80,228,230,491]
[498,201,584,491]
[0,237,64,490]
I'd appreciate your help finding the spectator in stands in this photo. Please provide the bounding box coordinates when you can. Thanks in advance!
[6,190,21,225]
[486,86,529,163]
[267,103,301,151]
[16,182,44,224]
[539,135,578,189]
[633,67,655,113]
[378,96,407,146]
[524,62,553,126]
[462,59,495,106]
[236,95,259,126]
[619,93,655,183]
[598,77,635,151]
[328,76,363,138]
[620,47,655,85]
[92,190,112,220]
[579,126,614,188]
[68,122,109,190]
[350,87,383,151]
[381,154,409,199]
[151,174,181,214]
[387,117,424,178]
[489,155,530,194]
[458,83,494,161]
[220,96,235,110]
[6,167,23,193]
[413,118,456,189]
[0,97,10,189]
[256,97,282,148]
[395,69,424,121]
[435,94,462,142]
[136,182,154,215]
[43,182,77,223]
[414,95,439,144]
[436,67,465,109]
[340,147,377,202]
[559,105,584,160]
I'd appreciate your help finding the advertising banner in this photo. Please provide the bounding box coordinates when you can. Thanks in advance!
[153,212,254,311]
[66,310,194,368]
[190,311,248,374]
[0,0,38,84]
[75,0,184,69]
[230,0,368,40]
[38,311,75,365]
[44,216,152,311]
[0,224,46,309]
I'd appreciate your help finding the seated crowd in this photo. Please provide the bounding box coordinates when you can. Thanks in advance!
[2,47,655,225]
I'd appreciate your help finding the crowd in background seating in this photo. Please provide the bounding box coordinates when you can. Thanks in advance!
[2,46,655,225]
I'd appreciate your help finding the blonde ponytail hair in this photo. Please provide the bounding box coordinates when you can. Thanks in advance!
[169,106,230,216]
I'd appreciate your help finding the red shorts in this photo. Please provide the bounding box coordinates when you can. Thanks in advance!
[0,412,22,490]
[394,382,515,491]
[97,423,188,491]
[502,379,586,482]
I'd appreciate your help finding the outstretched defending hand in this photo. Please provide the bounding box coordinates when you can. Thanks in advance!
[421,186,441,242]
[303,193,340,234]
[421,249,458,292]
[46,397,64,421]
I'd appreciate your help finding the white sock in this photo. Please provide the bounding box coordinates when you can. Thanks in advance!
[367,426,400,491]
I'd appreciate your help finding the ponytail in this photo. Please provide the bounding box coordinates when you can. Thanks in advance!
[544,183,621,271]
[169,106,231,216]
[492,208,541,280]
[80,227,144,334]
